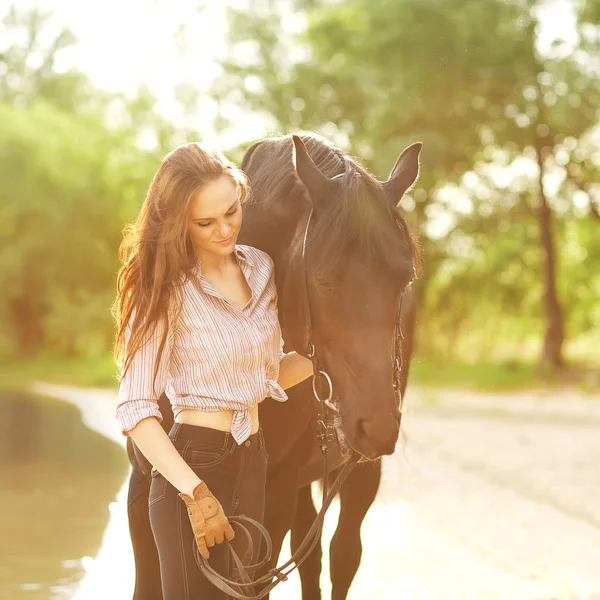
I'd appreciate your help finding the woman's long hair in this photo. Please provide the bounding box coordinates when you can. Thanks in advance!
[112,142,249,387]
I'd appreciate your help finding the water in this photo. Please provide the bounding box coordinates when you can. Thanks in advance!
[0,392,129,600]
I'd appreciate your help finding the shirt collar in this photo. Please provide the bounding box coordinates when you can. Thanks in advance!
[234,245,254,267]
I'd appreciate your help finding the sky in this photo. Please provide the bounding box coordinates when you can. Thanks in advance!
[9,0,268,147]
[6,0,579,149]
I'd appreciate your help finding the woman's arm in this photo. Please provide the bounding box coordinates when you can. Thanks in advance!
[128,417,234,559]
[117,315,198,495]
[277,351,313,390]
[128,416,201,498]
[118,310,233,559]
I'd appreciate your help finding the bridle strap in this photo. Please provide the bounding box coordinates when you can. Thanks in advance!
[301,207,316,357]
[194,453,360,599]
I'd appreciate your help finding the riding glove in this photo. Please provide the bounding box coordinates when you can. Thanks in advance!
[179,482,235,559]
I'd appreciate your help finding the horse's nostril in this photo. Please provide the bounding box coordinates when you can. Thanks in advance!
[353,414,401,457]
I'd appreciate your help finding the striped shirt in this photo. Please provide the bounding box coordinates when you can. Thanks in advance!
[116,245,288,444]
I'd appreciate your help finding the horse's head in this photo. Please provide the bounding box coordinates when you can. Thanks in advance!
[282,135,421,459]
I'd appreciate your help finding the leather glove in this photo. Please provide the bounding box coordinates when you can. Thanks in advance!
[179,482,235,559]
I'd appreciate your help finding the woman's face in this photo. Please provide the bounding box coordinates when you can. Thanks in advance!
[187,175,243,260]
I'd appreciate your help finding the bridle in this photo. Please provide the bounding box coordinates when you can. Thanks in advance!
[194,175,409,598]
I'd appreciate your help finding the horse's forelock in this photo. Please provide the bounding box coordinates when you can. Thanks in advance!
[241,133,420,274]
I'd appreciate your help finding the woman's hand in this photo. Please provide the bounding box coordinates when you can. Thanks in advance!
[179,482,235,559]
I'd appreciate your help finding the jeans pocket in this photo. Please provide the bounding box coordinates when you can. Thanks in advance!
[184,437,231,469]
[148,468,168,507]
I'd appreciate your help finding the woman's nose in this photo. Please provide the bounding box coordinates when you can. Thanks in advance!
[219,223,232,238]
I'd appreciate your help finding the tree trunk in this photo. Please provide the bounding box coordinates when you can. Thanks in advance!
[9,257,46,356]
[10,295,45,355]
[535,142,564,369]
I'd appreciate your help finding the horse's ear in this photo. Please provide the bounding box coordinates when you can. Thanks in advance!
[292,134,334,212]
[383,142,423,205]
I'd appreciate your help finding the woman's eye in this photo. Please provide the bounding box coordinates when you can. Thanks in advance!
[196,205,237,228]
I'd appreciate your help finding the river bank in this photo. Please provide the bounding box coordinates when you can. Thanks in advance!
[28,381,600,599]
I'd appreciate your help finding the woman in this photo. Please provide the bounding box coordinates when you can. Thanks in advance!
[113,142,313,599]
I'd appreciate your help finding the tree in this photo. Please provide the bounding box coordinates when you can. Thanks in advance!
[0,4,100,110]
[214,0,600,369]
[0,4,181,357]
[0,3,222,358]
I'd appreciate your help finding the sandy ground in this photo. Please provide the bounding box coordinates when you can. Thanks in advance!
[32,382,600,600]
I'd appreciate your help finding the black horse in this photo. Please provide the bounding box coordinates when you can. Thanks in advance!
[126,133,421,599]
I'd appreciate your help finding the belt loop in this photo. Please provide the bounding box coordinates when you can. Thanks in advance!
[171,422,182,441]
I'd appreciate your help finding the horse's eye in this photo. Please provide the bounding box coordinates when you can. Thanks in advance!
[314,275,332,290]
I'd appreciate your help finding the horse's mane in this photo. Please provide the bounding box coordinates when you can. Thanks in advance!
[241,132,421,274]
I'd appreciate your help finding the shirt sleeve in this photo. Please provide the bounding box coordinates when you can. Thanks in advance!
[115,312,173,435]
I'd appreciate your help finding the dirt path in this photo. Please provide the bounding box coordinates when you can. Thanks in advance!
[33,383,600,599]
[313,387,600,600]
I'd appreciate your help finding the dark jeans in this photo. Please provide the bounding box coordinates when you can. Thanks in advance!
[148,423,268,600]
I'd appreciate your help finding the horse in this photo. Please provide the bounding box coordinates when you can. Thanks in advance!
[287,283,416,600]
[125,132,421,599]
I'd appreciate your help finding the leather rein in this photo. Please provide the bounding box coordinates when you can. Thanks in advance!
[194,186,406,599]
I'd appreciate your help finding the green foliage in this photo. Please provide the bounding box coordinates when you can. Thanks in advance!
[1,0,599,383]
[214,0,600,367]
[0,100,159,356]
[0,4,99,111]
[0,4,193,360]
[0,353,118,392]
[410,358,540,391]
[580,0,600,25]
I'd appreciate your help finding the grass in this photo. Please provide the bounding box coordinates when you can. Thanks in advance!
[0,353,118,392]
[409,357,600,392]
[1,353,598,395]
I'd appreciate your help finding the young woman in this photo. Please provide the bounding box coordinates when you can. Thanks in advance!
[113,142,313,599]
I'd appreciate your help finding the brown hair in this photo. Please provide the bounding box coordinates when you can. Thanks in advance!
[112,142,249,387]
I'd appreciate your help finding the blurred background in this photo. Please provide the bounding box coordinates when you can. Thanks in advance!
[0,0,599,599]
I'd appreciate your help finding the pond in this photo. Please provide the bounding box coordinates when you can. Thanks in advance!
[0,392,129,599]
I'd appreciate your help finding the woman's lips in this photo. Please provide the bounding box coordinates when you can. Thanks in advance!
[216,236,233,246]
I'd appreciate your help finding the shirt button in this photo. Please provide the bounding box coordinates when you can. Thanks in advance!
[244,440,252,447]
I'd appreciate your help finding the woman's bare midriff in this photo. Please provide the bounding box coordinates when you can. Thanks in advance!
[175,404,260,435]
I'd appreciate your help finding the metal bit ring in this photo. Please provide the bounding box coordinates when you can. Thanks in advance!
[312,370,338,413]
